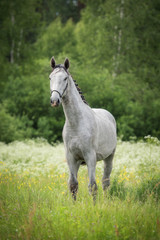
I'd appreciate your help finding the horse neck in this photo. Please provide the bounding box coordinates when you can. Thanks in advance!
[62,76,86,126]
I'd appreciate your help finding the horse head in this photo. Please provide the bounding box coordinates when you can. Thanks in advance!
[49,57,69,107]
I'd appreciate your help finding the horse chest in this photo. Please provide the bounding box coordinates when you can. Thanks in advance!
[63,127,90,160]
[68,136,84,159]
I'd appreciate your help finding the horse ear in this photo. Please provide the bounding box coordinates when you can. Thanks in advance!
[64,58,69,69]
[51,57,56,69]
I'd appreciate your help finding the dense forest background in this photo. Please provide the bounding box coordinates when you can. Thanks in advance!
[0,0,160,143]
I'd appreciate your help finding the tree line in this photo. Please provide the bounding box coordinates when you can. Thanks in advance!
[0,0,160,143]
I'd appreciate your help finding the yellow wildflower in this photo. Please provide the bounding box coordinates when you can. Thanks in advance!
[48,186,52,191]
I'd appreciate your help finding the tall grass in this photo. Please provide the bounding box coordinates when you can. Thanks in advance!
[0,137,160,239]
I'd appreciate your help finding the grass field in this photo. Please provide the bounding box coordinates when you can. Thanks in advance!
[0,137,160,240]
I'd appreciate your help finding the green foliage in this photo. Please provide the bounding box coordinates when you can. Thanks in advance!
[0,104,33,143]
[35,18,77,59]
[0,0,41,64]
[39,0,83,24]
[0,104,19,143]
[0,0,160,143]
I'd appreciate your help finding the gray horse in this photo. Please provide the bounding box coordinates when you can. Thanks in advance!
[49,57,117,199]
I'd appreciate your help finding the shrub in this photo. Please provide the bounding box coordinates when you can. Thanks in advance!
[0,104,33,143]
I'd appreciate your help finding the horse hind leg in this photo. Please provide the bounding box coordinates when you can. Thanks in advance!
[102,150,115,191]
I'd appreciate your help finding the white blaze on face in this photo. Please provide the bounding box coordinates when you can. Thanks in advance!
[49,69,68,107]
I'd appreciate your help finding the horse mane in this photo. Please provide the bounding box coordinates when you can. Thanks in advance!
[53,65,89,105]
[72,79,89,105]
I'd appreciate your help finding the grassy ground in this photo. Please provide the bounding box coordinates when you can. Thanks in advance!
[0,137,160,240]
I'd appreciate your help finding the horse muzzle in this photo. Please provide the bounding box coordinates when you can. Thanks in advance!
[51,99,60,107]
[50,89,62,107]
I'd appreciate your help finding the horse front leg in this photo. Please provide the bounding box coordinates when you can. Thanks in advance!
[85,151,98,199]
[67,153,80,200]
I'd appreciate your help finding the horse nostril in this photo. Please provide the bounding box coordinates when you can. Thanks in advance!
[57,99,60,105]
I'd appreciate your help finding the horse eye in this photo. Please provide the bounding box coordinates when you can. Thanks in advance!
[64,77,67,81]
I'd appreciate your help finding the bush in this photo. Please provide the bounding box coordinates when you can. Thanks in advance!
[0,104,18,143]
[0,104,33,143]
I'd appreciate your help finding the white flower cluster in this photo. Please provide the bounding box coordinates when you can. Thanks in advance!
[0,137,160,177]
[0,139,67,175]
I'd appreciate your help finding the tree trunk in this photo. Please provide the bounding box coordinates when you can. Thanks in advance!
[17,29,23,59]
[113,0,124,76]
[10,13,15,64]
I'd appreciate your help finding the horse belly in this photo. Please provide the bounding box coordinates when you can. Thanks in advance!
[93,110,117,160]
[96,122,116,160]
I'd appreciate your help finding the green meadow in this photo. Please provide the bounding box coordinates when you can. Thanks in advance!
[0,137,160,240]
